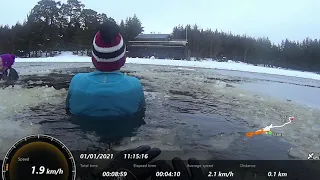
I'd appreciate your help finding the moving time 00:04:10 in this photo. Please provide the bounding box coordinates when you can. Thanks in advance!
[31,166,63,175]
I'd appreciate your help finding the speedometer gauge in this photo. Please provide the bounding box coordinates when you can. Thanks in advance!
[2,134,76,180]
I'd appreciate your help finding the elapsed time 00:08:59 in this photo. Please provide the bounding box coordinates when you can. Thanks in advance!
[156,171,181,177]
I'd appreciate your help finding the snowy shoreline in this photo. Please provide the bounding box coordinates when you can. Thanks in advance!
[15,53,320,81]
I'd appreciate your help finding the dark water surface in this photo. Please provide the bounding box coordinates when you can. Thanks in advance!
[4,63,306,161]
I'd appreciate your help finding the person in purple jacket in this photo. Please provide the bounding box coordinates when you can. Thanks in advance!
[0,54,19,83]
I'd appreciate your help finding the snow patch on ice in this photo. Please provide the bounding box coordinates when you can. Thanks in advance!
[214,80,227,88]
[15,53,320,80]
[14,62,91,75]
[126,58,320,81]
[172,67,195,71]
[16,55,90,63]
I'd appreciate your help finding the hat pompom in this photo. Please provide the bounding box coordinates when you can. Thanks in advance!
[99,22,121,44]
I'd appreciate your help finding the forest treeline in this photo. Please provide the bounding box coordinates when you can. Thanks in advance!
[0,0,319,72]
[172,25,320,71]
[0,0,143,57]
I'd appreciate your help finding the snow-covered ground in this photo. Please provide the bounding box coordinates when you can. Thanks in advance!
[15,52,320,80]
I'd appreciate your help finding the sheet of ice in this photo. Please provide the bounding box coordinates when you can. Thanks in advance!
[16,52,89,63]
[0,85,66,157]
[15,62,92,75]
[15,52,320,80]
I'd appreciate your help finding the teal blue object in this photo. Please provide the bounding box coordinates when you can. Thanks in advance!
[66,71,145,117]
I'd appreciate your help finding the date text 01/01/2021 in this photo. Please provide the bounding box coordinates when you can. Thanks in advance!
[79,154,114,160]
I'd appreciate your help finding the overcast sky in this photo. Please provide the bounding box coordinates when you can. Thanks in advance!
[1,0,319,44]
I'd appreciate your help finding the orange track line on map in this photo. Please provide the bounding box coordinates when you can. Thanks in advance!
[246,129,269,137]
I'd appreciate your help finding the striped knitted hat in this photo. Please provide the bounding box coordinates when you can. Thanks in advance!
[92,22,126,72]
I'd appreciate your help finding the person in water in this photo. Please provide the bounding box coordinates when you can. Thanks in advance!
[66,22,145,117]
[0,54,19,83]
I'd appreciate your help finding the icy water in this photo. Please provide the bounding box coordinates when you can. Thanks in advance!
[1,63,320,161]
[211,69,320,109]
